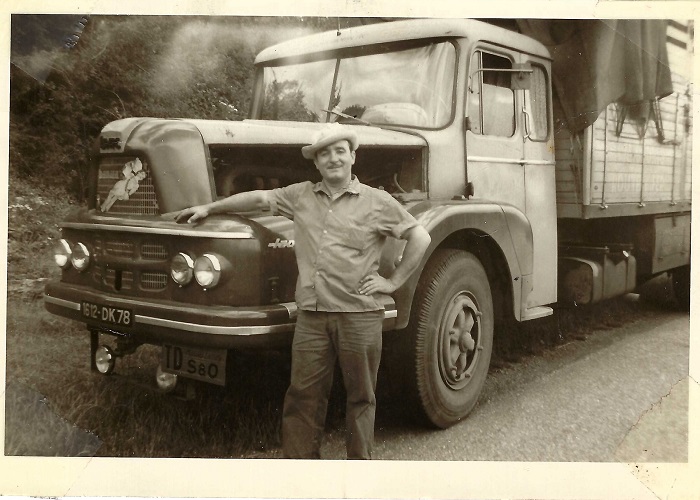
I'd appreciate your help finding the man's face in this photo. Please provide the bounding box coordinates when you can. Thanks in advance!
[314,139,355,187]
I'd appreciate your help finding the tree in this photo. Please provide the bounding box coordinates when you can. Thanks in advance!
[9,15,358,198]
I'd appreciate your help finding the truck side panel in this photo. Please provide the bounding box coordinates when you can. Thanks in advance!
[555,20,692,219]
[587,97,691,206]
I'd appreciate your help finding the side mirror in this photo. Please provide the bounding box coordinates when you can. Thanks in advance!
[511,63,533,90]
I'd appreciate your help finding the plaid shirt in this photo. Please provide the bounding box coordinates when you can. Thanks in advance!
[267,176,418,312]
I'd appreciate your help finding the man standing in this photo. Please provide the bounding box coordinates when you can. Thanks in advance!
[175,124,431,459]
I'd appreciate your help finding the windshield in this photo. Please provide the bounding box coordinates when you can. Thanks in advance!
[259,41,456,129]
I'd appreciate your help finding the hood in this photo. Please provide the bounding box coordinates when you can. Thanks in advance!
[185,118,428,149]
[101,117,427,152]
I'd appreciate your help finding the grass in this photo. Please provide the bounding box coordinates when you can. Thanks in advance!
[7,177,77,283]
[5,295,292,457]
[4,295,101,456]
[5,380,103,457]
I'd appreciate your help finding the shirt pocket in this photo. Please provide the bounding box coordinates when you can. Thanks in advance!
[345,227,371,254]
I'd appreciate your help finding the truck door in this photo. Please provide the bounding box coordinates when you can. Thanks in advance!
[466,47,557,310]
[466,47,524,210]
[519,54,558,307]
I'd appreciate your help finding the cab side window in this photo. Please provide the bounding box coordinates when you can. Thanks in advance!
[468,51,516,137]
[525,65,549,141]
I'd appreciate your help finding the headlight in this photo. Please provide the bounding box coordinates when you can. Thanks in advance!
[171,252,194,285]
[194,253,221,288]
[156,365,178,392]
[71,242,91,271]
[94,345,115,375]
[54,239,72,268]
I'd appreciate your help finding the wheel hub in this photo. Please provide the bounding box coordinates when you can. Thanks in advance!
[439,293,482,389]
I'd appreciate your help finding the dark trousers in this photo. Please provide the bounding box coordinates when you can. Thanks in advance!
[281,310,384,459]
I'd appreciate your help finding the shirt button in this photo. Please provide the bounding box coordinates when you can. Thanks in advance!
[323,230,327,234]
[329,209,333,213]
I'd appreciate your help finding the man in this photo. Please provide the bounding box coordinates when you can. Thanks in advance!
[175,124,431,459]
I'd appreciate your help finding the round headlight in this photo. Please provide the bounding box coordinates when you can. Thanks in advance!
[194,253,221,288]
[95,345,115,375]
[54,239,72,268]
[71,242,91,271]
[171,252,194,285]
[156,365,178,392]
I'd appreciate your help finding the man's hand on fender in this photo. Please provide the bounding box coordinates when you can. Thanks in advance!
[174,205,210,224]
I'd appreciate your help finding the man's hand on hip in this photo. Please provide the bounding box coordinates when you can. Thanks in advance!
[358,274,397,296]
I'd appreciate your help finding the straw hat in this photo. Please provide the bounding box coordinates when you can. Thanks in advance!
[301,124,359,160]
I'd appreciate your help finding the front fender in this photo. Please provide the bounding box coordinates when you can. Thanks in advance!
[393,200,534,329]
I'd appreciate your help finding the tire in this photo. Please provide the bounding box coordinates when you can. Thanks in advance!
[408,249,494,428]
[671,265,691,311]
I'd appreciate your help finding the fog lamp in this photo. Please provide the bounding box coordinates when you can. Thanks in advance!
[54,239,72,268]
[171,252,194,285]
[95,345,115,375]
[194,253,221,288]
[156,365,178,392]
[71,242,91,271]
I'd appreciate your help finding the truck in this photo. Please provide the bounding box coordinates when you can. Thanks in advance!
[44,18,692,428]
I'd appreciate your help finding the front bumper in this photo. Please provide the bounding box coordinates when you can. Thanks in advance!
[44,282,397,349]
[44,281,297,349]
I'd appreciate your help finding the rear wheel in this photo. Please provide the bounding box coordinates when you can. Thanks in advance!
[408,249,494,428]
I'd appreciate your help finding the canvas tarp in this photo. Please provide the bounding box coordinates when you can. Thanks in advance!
[517,20,674,132]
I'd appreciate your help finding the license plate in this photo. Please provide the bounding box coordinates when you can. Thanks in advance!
[81,301,133,327]
[161,345,227,386]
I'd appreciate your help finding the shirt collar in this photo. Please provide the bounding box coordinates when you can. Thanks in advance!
[313,175,361,196]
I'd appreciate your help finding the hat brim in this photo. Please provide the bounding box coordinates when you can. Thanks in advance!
[301,131,359,160]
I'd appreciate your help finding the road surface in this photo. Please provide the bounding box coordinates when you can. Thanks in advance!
[366,308,689,462]
[258,300,691,462]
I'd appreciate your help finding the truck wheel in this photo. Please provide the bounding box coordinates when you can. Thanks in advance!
[671,265,691,311]
[409,249,494,428]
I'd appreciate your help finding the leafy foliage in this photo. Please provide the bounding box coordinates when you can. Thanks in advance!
[261,79,320,122]
[9,16,361,200]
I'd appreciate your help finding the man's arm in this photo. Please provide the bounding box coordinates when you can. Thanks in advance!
[174,190,269,223]
[358,225,431,296]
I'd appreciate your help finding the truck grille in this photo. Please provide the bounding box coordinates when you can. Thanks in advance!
[141,243,169,260]
[105,241,134,258]
[93,268,169,291]
[96,269,135,291]
[96,239,168,261]
[97,156,159,215]
[141,272,169,291]
[92,238,170,292]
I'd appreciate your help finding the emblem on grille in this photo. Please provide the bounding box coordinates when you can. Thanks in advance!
[100,158,147,212]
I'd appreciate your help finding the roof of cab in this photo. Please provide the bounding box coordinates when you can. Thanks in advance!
[255,18,550,64]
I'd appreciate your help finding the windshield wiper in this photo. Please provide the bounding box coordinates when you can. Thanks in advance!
[321,108,372,126]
